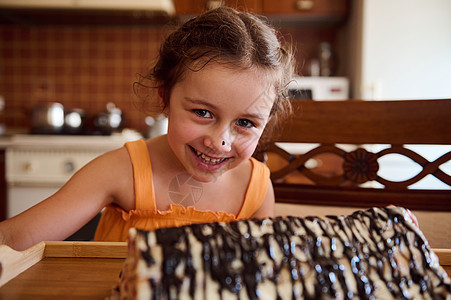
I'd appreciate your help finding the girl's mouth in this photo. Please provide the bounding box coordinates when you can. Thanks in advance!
[190,146,229,165]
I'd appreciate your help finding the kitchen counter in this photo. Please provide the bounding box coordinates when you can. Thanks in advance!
[0,127,29,149]
[2,130,142,150]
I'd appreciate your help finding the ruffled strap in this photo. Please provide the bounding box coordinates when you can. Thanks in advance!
[236,157,270,219]
[125,140,156,212]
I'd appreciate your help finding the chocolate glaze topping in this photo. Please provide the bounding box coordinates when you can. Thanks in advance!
[133,207,450,299]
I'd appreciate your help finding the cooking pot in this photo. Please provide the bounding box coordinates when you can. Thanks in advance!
[64,108,86,134]
[94,102,123,135]
[31,102,65,134]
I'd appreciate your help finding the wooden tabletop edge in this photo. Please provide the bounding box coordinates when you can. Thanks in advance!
[433,248,451,265]
[43,241,128,258]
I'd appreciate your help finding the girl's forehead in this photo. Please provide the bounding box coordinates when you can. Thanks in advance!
[180,64,276,115]
[184,62,275,92]
[186,59,275,84]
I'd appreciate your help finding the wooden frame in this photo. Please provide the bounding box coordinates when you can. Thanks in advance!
[256,99,451,211]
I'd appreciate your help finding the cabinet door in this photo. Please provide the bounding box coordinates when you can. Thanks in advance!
[174,0,261,15]
[0,0,73,8]
[262,0,349,18]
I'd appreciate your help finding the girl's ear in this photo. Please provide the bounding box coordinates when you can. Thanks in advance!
[158,87,169,115]
[158,87,164,100]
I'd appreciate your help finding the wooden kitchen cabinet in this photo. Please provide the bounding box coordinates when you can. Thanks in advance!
[0,0,175,13]
[262,0,349,19]
[174,0,261,15]
[172,0,351,78]
[174,0,349,20]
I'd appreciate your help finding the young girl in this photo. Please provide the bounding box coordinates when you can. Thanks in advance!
[0,7,295,251]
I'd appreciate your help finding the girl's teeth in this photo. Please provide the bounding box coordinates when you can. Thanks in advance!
[195,149,225,164]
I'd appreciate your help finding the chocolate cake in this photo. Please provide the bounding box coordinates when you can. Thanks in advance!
[112,207,450,299]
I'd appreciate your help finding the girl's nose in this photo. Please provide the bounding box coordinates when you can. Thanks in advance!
[203,136,232,153]
[220,139,232,152]
[203,129,232,153]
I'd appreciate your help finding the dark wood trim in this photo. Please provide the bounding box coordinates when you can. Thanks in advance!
[274,183,451,211]
[277,99,451,145]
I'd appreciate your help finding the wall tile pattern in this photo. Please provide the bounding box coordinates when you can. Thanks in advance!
[1,24,166,134]
[0,21,340,135]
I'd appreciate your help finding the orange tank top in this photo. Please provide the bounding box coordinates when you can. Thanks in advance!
[94,139,270,242]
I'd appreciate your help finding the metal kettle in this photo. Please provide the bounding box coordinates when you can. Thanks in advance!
[94,102,123,135]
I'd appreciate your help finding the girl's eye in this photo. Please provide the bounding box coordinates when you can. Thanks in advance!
[236,119,255,128]
[193,109,212,118]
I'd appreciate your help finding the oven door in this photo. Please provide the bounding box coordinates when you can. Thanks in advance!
[6,147,105,241]
[7,184,59,219]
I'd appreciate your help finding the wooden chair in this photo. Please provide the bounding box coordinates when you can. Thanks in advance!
[256,99,451,212]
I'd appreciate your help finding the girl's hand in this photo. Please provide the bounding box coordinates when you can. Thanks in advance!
[387,205,419,227]
[403,208,419,227]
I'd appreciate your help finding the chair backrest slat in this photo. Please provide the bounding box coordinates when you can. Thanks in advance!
[277,99,451,145]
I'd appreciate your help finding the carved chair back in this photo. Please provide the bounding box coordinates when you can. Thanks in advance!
[256,99,451,211]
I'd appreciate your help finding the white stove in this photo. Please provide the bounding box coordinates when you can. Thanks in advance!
[5,131,142,220]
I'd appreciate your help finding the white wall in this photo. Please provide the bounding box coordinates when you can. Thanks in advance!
[355,0,451,100]
[345,1,451,189]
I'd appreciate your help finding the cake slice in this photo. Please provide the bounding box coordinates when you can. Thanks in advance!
[112,207,451,299]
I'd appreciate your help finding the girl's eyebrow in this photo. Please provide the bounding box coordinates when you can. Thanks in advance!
[241,112,266,121]
[186,97,266,121]
[185,97,218,110]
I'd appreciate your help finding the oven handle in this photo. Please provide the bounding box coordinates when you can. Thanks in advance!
[7,182,65,188]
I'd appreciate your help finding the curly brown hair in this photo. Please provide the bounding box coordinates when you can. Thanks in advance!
[135,6,296,143]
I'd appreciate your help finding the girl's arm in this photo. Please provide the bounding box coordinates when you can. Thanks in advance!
[0,147,134,251]
[251,180,275,219]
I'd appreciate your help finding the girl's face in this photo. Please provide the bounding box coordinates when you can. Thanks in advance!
[166,63,275,183]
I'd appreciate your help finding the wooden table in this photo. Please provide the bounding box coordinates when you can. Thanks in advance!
[0,241,127,299]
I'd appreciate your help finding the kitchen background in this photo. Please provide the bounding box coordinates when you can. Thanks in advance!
[0,0,351,134]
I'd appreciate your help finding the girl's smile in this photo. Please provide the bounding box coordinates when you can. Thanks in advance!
[189,145,232,172]
[190,146,230,165]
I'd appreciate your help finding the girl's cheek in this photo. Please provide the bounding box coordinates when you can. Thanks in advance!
[181,124,206,139]
[234,132,261,154]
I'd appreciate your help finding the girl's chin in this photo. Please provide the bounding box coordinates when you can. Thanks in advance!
[189,162,231,183]
[190,173,218,183]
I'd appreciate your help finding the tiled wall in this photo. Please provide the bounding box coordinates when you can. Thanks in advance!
[1,24,167,134]
[0,20,340,135]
